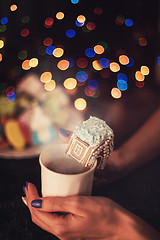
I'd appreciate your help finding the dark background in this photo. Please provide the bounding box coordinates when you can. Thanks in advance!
[0,0,160,239]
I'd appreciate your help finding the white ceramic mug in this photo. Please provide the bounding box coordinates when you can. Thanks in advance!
[39,143,97,197]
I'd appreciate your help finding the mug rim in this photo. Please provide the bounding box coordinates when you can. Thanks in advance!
[39,144,97,176]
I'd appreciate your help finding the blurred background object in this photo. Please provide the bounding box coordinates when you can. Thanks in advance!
[0,0,160,155]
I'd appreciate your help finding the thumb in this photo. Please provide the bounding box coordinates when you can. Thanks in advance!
[31,195,85,216]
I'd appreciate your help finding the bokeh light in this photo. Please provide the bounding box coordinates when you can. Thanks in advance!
[94,45,104,54]
[56,12,64,20]
[22,60,31,70]
[126,56,134,67]
[117,73,128,82]
[75,20,84,27]
[7,92,16,102]
[92,60,103,71]
[10,4,18,11]
[0,54,2,61]
[76,71,88,82]
[135,71,145,81]
[63,78,77,90]
[6,86,15,95]
[40,72,52,83]
[98,41,108,50]
[111,88,122,99]
[115,15,125,25]
[99,58,110,68]
[135,80,144,88]
[21,28,29,37]
[110,62,120,72]
[43,38,53,46]
[158,57,160,65]
[119,55,129,65]
[85,87,96,97]
[45,17,54,28]
[71,0,79,4]
[22,16,30,23]
[88,79,99,90]
[117,80,128,91]
[76,58,88,68]
[66,57,75,68]
[77,15,86,23]
[0,40,4,49]
[74,98,87,111]
[53,48,64,58]
[66,29,75,38]
[94,7,102,15]
[1,17,8,25]
[85,48,96,57]
[29,58,38,67]
[100,69,111,78]
[125,18,133,27]
[46,45,56,55]
[86,22,95,30]
[138,38,147,46]
[57,60,69,70]
[0,25,6,32]
[44,80,56,91]
[140,66,149,75]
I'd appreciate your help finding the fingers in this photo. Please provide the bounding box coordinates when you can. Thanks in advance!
[26,183,71,226]
[31,195,86,217]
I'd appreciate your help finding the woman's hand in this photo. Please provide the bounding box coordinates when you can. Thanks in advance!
[23,183,160,240]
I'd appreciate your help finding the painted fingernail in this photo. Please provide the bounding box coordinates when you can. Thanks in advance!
[23,186,26,195]
[31,199,42,208]
[26,181,28,190]
[59,128,71,137]
[21,197,27,206]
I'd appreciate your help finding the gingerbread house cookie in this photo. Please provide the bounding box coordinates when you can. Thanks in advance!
[66,116,114,169]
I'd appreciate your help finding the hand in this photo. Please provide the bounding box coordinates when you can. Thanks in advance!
[22,183,160,240]
[23,183,130,240]
[94,148,132,186]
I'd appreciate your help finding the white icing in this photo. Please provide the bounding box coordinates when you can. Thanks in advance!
[74,116,113,147]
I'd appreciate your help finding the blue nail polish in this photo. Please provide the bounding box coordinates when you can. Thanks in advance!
[23,186,26,195]
[26,181,28,190]
[59,128,71,137]
[31,199,42,208]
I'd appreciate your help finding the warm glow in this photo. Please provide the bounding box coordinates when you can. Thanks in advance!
[40,72,52,83]
[57,60,69,70]
[56,12,64,20]
[10,4,17,11]
[0,54,2,62]
[140,66,149,75]
[138,38,147,46]
[86,22,95,30]
[74,98,87,111]
[119,55,129,65]
[77,15,86,23]
[29,58,38,67]
[43,38,53,46]
[94,45,104,54]
[110,62,120,72]
[22,60,31,70]
[53,48,64,58]
[63,78,77,90]
[135,71,145,81]
[111,88,122,99]
[92,60,103,71]
[0,40,4,49]
[44,80,56,91]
